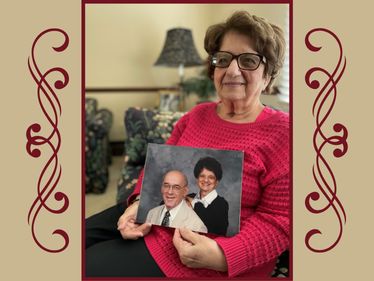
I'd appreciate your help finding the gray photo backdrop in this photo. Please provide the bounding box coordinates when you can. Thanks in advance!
[137,143,244,237]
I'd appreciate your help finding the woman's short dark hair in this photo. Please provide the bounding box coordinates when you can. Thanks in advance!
[204,10,286,94]
[193,157,223,181]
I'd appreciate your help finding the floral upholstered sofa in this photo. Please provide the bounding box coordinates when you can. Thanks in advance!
[85,98,113,194]
[116,107,185,204]
[116,106,289,278]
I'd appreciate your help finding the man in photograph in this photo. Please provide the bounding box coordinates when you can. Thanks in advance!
[145,170,207,233]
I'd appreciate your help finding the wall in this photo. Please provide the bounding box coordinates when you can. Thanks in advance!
[86,4,289,141]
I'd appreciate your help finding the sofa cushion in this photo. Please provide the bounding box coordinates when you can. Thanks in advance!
[85,98,97,124]
[85,98,113,194]
[124,107,184,166]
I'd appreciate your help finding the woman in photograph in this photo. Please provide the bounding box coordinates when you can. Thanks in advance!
[189,156,229,236]
[86,10,289,278]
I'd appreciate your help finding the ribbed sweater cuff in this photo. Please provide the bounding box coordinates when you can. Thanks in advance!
[216,237,249,277]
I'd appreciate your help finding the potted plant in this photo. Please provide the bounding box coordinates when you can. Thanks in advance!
[181,69,216,102]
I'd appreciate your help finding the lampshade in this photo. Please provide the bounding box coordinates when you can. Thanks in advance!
[154,28,203,67]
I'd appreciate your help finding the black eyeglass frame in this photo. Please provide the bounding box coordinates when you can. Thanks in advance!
[211,51,267,71]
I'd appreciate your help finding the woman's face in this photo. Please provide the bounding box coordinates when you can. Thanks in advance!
[213,31,270,105]
[197,168,218,195]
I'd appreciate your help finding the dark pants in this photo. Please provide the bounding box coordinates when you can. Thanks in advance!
[85,203,165,277]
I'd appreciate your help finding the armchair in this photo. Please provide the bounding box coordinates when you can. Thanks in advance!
[85,97,113,193]
[116,107,185,203]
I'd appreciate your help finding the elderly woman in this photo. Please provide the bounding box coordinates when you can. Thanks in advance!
[86,11,289,278]
[189,157,229,236]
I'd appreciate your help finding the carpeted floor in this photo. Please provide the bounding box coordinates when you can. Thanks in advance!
[85,156,123,218]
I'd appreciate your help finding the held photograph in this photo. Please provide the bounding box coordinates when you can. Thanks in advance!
[136,143,244,237]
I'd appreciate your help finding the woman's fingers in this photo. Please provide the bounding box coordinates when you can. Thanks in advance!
[178,227,201,245]
[119,223,151,240]
[138,223,152,236]
[120,229,143,240]
[173,228,183,250]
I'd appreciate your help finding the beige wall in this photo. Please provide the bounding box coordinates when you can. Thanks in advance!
[86,4,289,141]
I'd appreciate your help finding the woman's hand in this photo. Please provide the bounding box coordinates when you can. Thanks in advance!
[185,196,193,208]
[117,201,151,239]
[173,228,228,272]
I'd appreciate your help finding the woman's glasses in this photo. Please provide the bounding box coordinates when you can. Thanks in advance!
[212,51,266,70]
[198,174,216,181]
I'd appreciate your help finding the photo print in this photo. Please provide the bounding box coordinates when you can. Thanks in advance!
[137,143,243,237]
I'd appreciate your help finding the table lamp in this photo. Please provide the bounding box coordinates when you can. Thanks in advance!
[154,28,203,110]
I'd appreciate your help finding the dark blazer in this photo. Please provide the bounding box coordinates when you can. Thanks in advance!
[190,193,229,236]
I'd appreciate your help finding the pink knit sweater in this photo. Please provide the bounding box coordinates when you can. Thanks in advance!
[131,102,290,278]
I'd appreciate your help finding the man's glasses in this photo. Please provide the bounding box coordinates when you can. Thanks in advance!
[211,51,266,71]
[162,183,186,191]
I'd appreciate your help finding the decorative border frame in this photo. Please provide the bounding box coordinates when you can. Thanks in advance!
[24,0,294,279]
[26,28,70,253]
[304,28,348,253]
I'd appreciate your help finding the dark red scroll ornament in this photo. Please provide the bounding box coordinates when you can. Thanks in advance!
[304,28,348,253]
[26,28,70,253]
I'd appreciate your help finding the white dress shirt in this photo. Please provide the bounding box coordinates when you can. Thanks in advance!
[191,189,218,208]
[159,200,184,225]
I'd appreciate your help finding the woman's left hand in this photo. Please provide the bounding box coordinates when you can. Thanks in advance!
[173,228,228,272]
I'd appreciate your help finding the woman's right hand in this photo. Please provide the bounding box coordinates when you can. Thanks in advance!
[117,201,151,240]
[185,196,193,208]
